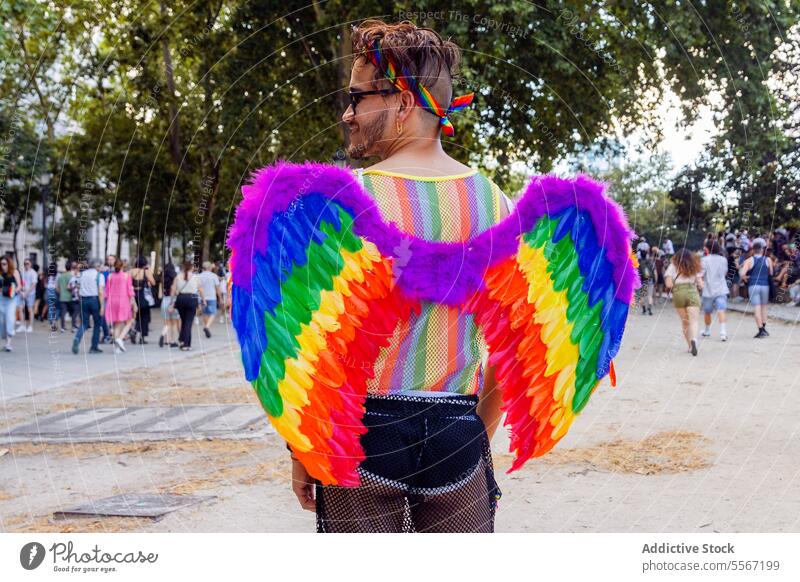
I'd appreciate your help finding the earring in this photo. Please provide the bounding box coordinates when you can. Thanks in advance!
[396,120,403,135]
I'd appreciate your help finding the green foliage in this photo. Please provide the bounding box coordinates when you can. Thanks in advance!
[600,153,682,244]
[1,0,798,263]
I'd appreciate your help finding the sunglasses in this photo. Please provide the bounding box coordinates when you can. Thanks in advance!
[347,88,401,116]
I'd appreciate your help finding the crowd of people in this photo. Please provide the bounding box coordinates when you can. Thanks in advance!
[636,227,799,356]
[0,254,230,354]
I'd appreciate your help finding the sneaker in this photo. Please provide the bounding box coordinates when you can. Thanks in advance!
[26,325,33,333]
[203,327,211,338]
[114,346,122,355]
[72,339,79,354]
[180,346,193,351]
[114,338,126,353]
[159,335,165,348]
[4,345,12,352]
[169,342,179,348]
[60,327,66,333]
[15,325,24,333]
[89,347,103,354]
[701,329,711,337]
[647,306,653,315]
[690,339,698,356]
[720,333,728,342]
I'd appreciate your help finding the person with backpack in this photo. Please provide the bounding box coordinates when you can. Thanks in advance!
[739,238,773,338]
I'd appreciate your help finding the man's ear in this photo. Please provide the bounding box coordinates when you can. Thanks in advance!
[397,90,416,122]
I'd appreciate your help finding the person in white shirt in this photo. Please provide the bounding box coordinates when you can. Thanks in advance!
[71,259,106,354]
[700,241,729,341]
[739,231,750,252]
[636,237,650,261]
[170,261,205,351]
[198,261,221,338]
[18,259,38,332]
[662,238,674,256]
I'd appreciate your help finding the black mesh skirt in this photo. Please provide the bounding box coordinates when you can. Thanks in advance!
[315,393,502,533]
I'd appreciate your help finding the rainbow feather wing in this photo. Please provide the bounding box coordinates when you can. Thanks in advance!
[228,185,417,487]
[467,178,637,472]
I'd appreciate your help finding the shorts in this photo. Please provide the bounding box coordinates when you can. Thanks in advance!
[315,393,501,533]
[702,294,727,313]
[160,295,180,320]
[748,285,770,306]
[22,293,35,309]
[202,299,217,315]
[672,283,700,308]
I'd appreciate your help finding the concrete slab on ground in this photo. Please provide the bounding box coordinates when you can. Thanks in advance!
[1,404,273,444]
[54,493,214,519]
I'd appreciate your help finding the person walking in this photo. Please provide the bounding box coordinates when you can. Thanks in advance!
[56,262,73,333]
[18,258,38,332]
[72,259,105,354]
[99,254,116,344]
[67,262,81,331]
[130,256,156,344]
[198,261,220,338]
[104,258,136,354]
[171,261,204,351]
[665,248,704,356]
[638,248,655,315]
[158,262,179,348]
[44,263,60,332]
[0,256,21,351]
[739,238,773,338]
[700,241,729,341]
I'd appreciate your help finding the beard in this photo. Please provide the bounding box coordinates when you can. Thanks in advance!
[346,109,388,160]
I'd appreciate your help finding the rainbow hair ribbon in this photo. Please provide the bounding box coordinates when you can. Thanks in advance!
[366,39,474,137]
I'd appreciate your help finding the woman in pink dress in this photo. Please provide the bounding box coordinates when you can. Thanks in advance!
[105,258,136,353]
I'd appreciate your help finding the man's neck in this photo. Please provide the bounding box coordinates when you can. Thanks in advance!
[367,138,471,177]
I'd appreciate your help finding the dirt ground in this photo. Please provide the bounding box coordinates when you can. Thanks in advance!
[1,300,799,533]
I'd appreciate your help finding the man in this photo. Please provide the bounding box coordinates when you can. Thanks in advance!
[198,261,220,338]
[72,259,105,354]
[284,19,509,533]
[18,258,38,332]
[701,241,729,341]
[739,238,773,338]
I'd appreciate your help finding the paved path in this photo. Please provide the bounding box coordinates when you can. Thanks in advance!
[2,302,799,533]
[0,312,237,401]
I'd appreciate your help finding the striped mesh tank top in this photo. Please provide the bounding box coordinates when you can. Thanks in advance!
[354,167,511,397]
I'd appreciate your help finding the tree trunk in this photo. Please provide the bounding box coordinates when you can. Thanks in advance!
[160,0,183,170]
[104,216,111,258]
[116,218,122,258]
[200,161,220,263]
[335,24,352,150]
[11,219,19,264]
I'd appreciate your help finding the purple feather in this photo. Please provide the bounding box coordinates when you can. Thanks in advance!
[227,161,639,304]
